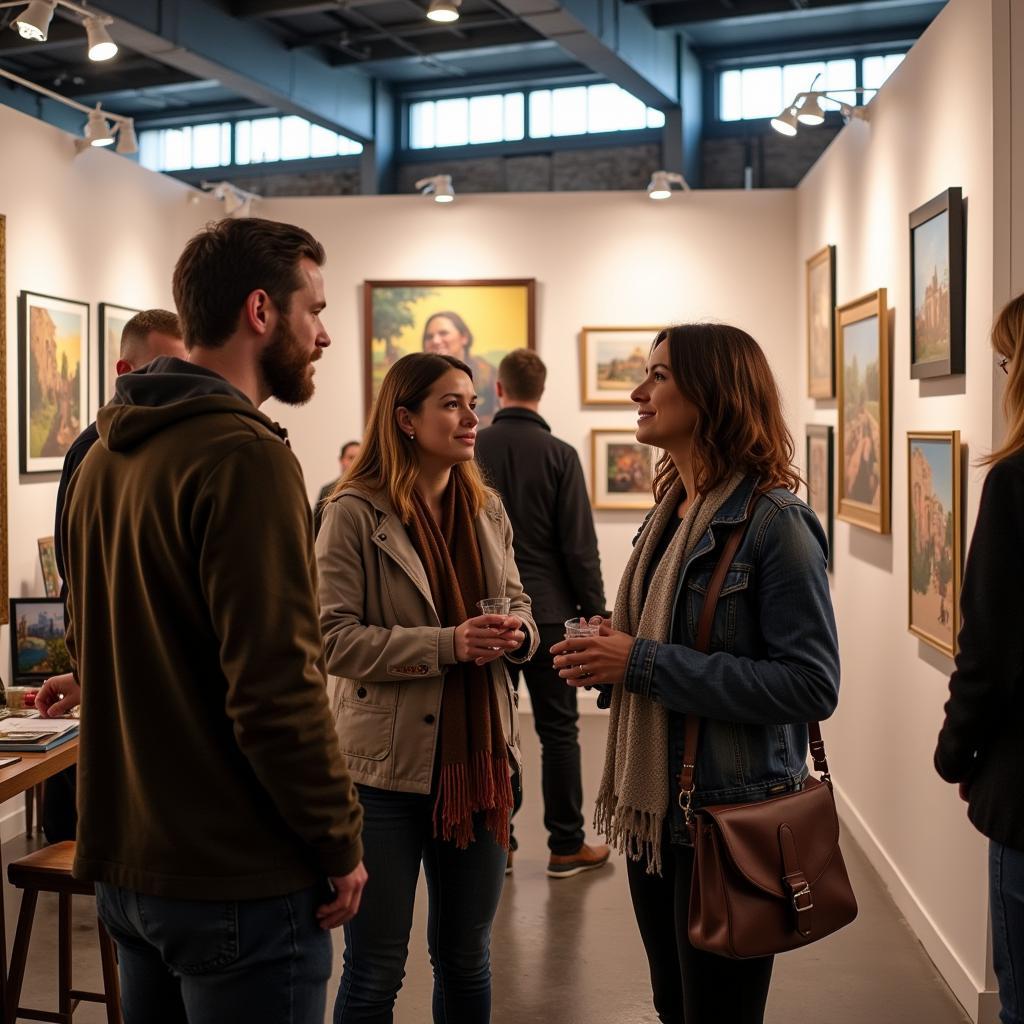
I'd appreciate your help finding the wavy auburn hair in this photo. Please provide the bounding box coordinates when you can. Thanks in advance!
[983,293,1024,466]
[651,323,801,501]
[337,353,491,523]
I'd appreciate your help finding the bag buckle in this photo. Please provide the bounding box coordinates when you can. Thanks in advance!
[791,884,813,913]
[677,772,696,825]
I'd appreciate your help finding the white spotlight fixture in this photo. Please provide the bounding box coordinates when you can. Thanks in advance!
[795,93,825,126]
[115,117,138,154]
[646,170,689,200]
[85,15,117,61]
[770,106,799,137]
[426,0,460,22]
[13,0,56,41]
[415,174,455,203]
[201,180,259,219]
[84,103,114,146]
[773,88,874,137]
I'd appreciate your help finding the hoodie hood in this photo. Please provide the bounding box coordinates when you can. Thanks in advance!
[97,357,286,452]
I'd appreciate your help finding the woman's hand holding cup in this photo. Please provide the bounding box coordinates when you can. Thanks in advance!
[454,599,525,665]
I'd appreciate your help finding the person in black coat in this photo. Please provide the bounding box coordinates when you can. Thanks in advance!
[936,292,1024,1024]
[314,440,361,536]
[475,349,610,878]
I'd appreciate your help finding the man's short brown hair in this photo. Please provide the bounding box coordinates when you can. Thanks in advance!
[172,217,325,349]
[498,348,546,401]
[119,309,182,361]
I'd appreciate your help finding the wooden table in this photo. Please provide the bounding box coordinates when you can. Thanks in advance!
[0,739,79,1016]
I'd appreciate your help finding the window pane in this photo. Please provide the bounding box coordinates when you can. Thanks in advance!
[587,83,620,134]
[503,93,524,141]
[529,90,552,138]
[647,107,666,129]
[741,66,782,120]
[339,136,363,155]
[311,123,340,157]
[138,130,161,171]
[191,122,224,168]
[281,115,311,160]
[885,53,905,76]
[235,121,251,165]
[825,58,856,107]
[720,69,742,121]
[609,84,646,131]
[220,123,231,165]
[862,55,886,91]
[249,117,281,163]
[435,97,468,147]
[162,127,191,171]
[469,94,504,144]
[409,101,435,150]
[782,61,825,108]
[552,86,587,136]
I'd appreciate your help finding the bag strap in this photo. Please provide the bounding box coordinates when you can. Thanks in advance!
[677,518,830,822]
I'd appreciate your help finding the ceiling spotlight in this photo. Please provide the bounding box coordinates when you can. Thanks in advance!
[201,180,258,218]
[13,0,56,41]
[770,106,799,137]
[84,104,114,147]
[415,174,455,203]
[796,93,825,126]
[426,0,460,22]
[646,170,689,200]
[115,118,137,154]
[85,16,118,61]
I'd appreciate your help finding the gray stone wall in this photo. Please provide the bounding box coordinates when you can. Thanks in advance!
[229,167,362,197]
[701,126,841,189]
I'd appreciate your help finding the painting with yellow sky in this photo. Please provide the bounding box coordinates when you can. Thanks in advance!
[364,280,535,427]
[20,291,89,474]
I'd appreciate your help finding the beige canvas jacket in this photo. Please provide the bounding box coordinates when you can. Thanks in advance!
[316,484,539,794]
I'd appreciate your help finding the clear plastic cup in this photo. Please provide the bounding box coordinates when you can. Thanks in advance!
[564,616,601,639]
[478,598,511,616]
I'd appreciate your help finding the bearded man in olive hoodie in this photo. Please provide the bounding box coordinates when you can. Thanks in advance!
[61,217,366,1024]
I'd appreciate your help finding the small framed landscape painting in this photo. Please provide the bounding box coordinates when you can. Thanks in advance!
[363,280,535,428]
[805,425,834,569]
[9,598,69,682]
[908,431,961,657]
[19,291,89,475]
[37,536,60,599]
[910,187,965,378]
[836,289,890,533]
[590,429,655,511]
[99,303,140,403]
[580,327,658,405]
[806,245,836,398]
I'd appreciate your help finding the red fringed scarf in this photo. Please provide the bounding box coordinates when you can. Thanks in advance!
[406,475,513,849]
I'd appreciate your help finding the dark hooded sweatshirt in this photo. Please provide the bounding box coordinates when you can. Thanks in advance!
[62,357,363,899]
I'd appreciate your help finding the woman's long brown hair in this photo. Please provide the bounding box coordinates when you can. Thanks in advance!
[983,293,1024,466]
[335,353,491,522]
[652,323,801,501]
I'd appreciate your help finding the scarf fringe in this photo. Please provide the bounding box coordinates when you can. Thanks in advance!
[433,750,513,850]
[594,789,664,876]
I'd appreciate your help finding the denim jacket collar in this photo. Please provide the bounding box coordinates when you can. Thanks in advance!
[678,473,760,578]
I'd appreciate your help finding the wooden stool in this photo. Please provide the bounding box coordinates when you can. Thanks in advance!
[5,842,121,1024]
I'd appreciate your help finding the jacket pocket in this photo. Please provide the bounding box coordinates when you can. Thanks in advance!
[335,697,396,761]
[685,566,751,649]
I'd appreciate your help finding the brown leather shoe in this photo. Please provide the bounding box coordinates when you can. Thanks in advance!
[546,842,611,879]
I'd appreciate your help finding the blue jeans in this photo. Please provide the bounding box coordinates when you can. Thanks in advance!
[335,783,507,1023]
[992,841,1024,1024]
[95,881,333,1024]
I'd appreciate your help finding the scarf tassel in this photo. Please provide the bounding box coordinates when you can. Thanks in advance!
[594,791,664,876]
[433,750,513,850]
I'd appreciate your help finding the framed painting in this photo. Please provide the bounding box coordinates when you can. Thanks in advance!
[908,431,961,657]
[363,280,535,428]
[9,598,69,683]
[99,303,140,403]
[910,188,965,379]
[836,289,890,533]
[806,245,836,398]
[37,537,60,599]
[590,429,655,511]
[19,291,89,475]
[0,214,7,626]
[805,424,834,569]
[580,327,659,405]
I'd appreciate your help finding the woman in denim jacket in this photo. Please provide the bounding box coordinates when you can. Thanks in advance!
[552,323,840,1024]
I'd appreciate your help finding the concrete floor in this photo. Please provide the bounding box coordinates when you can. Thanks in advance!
[0,714,971,1023]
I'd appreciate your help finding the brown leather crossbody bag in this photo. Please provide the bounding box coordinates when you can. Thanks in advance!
[680,519,858,959]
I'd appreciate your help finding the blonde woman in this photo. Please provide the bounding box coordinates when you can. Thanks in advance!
[317,352,538,1023]
[936,293,1024,1024]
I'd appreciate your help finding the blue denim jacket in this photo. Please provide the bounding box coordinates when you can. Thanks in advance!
[622,474,840,844]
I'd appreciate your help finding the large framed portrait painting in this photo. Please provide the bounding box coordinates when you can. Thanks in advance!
[836,289,890,533]
[363,280,535,427]
[806,245,836,398]
[19,291,89,475]
[908,431,961,657]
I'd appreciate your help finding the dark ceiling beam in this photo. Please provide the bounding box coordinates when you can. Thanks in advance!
[329,25,544,63]
[631,0,923,15]
[691,23,926,61]
[231,0,352,16]
[296,13,522,46]
[0,20,86,56]
[497,0,681,107]
[89,0,376,140]
[53,68,207,99]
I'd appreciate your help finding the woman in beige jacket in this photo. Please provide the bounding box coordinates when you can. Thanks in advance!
[317,352,538,1024]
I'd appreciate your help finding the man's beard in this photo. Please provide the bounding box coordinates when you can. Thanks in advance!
[260,316,317,405]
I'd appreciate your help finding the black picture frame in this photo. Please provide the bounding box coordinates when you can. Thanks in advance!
[805,424,834,570]
[9,597,67,683]
[910,187,965,379]
[98,303,140,404]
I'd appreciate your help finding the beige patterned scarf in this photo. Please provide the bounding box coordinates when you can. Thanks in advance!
[593,472,745,875]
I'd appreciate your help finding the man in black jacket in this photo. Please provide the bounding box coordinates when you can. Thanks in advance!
[476,349,610,878]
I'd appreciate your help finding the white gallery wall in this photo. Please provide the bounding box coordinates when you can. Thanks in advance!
[796,0,1005,1018]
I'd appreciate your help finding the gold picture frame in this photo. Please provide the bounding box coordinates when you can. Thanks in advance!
[579,327,659,406]
[0,214,7,626]
[836,289,890,533]
[908,431,961,657]
[806,245,836,398]
[590,429,655,511]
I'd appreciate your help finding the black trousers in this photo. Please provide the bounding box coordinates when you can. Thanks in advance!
[511,623,585,856]
[627,834,774,1024]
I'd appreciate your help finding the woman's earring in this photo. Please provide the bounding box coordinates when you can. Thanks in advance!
[408,432,415,440]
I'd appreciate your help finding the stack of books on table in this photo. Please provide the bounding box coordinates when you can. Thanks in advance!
[0,714,78,752]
